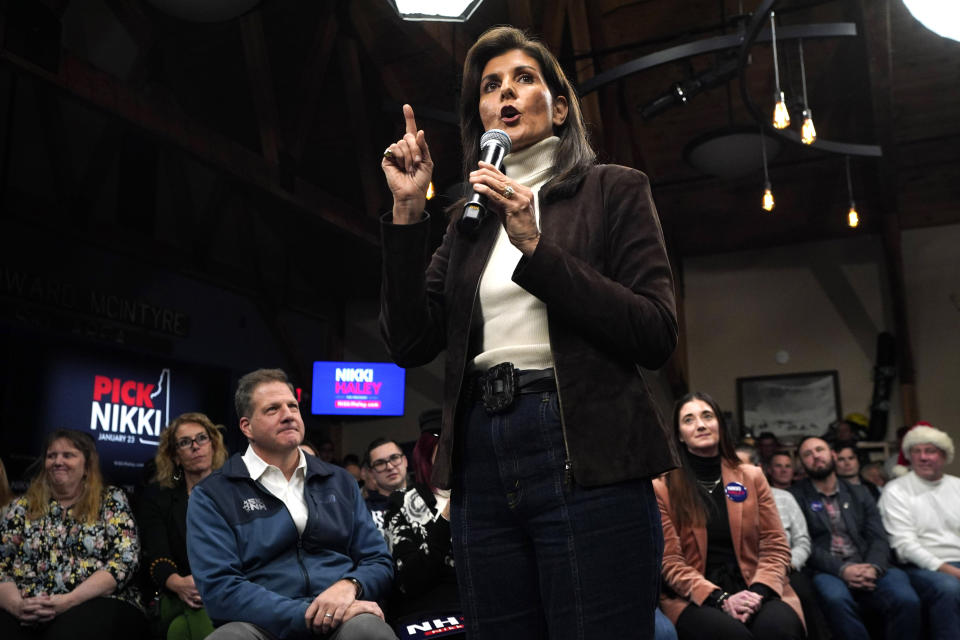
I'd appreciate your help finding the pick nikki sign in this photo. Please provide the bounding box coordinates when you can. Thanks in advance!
[90,368,170,446]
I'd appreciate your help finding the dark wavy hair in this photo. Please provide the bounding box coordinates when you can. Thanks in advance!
[664,391,741,529]
[412,429,440,491]
[458,26,595,207]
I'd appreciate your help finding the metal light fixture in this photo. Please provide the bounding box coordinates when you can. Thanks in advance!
[798,40,816,144]
[761,128,775,211]
[770,11,790,129]
[386,0,485,22]
[845,156,859,228]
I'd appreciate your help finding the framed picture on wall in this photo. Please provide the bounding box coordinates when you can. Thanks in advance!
[736,370,841,442]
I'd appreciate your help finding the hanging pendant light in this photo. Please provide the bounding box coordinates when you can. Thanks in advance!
[761,128,775,211]
[798,39,816,144]
[845,156,859,227]
[770,11,790,129]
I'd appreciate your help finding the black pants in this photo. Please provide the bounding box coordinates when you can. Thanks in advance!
[675,600,804,640]
[0,596,147,640]
[790,570,831,640]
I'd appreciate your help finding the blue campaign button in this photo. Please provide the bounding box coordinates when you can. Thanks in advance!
[810,500,824,512]
[724,482,748,502]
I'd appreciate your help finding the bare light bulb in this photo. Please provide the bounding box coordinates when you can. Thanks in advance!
[763,185,775,211]
[801,109,816,145]
[773,92,790,129]
[847,204,859,228]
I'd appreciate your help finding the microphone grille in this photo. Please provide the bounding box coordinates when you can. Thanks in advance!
[480,129,512,154]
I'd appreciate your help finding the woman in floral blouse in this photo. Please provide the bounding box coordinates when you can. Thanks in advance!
[0,429,147,639]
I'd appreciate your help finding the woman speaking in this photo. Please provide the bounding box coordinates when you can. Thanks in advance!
[379,26,679,638]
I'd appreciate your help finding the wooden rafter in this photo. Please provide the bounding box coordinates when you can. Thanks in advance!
[0,46,379,244]
[508,0,534,30]
[566,0,604,142]
[857,0,917,424]
[240,11,282,167]
[289,5,339,164]
[337,35,382,218]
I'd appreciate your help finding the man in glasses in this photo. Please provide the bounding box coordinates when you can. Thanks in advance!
[186,368,396,640]
[364,438,409,530]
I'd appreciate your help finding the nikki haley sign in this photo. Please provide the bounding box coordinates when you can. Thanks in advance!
[311,361,406,416]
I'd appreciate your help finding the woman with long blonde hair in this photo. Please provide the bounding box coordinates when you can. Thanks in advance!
[137,412,227,640]
[0,429,146,639]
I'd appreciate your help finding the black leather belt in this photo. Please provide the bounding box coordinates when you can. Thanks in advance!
[469,363,555,414]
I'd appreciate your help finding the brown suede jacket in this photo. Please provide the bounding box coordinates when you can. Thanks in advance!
[380,164,681,488]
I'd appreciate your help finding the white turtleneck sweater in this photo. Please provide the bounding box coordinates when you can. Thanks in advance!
[471,136,558,372]
[878,470,960,570]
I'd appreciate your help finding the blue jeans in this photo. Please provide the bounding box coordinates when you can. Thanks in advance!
[451,391,663,639]
[654,608,678,640]
[904,561,960,640]
[812,566,920,640]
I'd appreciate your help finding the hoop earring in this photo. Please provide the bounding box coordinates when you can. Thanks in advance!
[173,466,183,482]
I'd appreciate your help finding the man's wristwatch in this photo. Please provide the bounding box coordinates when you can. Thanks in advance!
[346,577,363,599]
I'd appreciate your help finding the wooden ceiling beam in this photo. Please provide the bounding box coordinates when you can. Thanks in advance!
[566,0,604,142]
[74,119,123,226]
[857,0,917,425]
[103,0,157,87]
[348,3,415,100]
[542,0,568,53]
[289,5,339,164]
[337,35,382,218]
[0,46,379,244]
[31,79,75,220]
[240,11,282,167]
[508,0,534,31]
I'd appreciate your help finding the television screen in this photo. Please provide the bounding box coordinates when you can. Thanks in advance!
[310,361,405,416]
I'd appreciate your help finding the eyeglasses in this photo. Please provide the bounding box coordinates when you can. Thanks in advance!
[371,452,404,472]
[175,433,211,450]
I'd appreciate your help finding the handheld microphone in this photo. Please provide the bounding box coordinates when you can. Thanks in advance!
[458,129,512,235]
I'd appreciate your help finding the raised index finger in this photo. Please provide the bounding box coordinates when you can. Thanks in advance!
[403,103,418,136]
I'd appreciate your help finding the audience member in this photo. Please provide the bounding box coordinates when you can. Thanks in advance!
[365,438,409,530]
[186,368,395,639]
[834,444,880,502]
[0,429,147,639]
[861,462,887,489]
[342,454,363,486]
[0,457,12,507]
[767,453,795,490]
[791,436,920,640]
[754,432,781,467]
[138,412,228,640]
[737,445,831,640]
[656,392,803,640]
[300,440,319,457]
[316,439,337,464]
[878,424,960,640]
[380,409,460,636]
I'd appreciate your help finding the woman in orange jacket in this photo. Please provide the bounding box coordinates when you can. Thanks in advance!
[654,392,804,640]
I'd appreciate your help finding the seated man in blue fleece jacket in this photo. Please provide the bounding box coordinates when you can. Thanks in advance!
[187,368,396,640]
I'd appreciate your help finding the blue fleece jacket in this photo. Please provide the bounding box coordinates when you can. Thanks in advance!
[186,453,393,639]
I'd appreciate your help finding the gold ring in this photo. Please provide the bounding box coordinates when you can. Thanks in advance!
[503,185,515,199]
[383,148,393,159]
[324,613,333,618]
